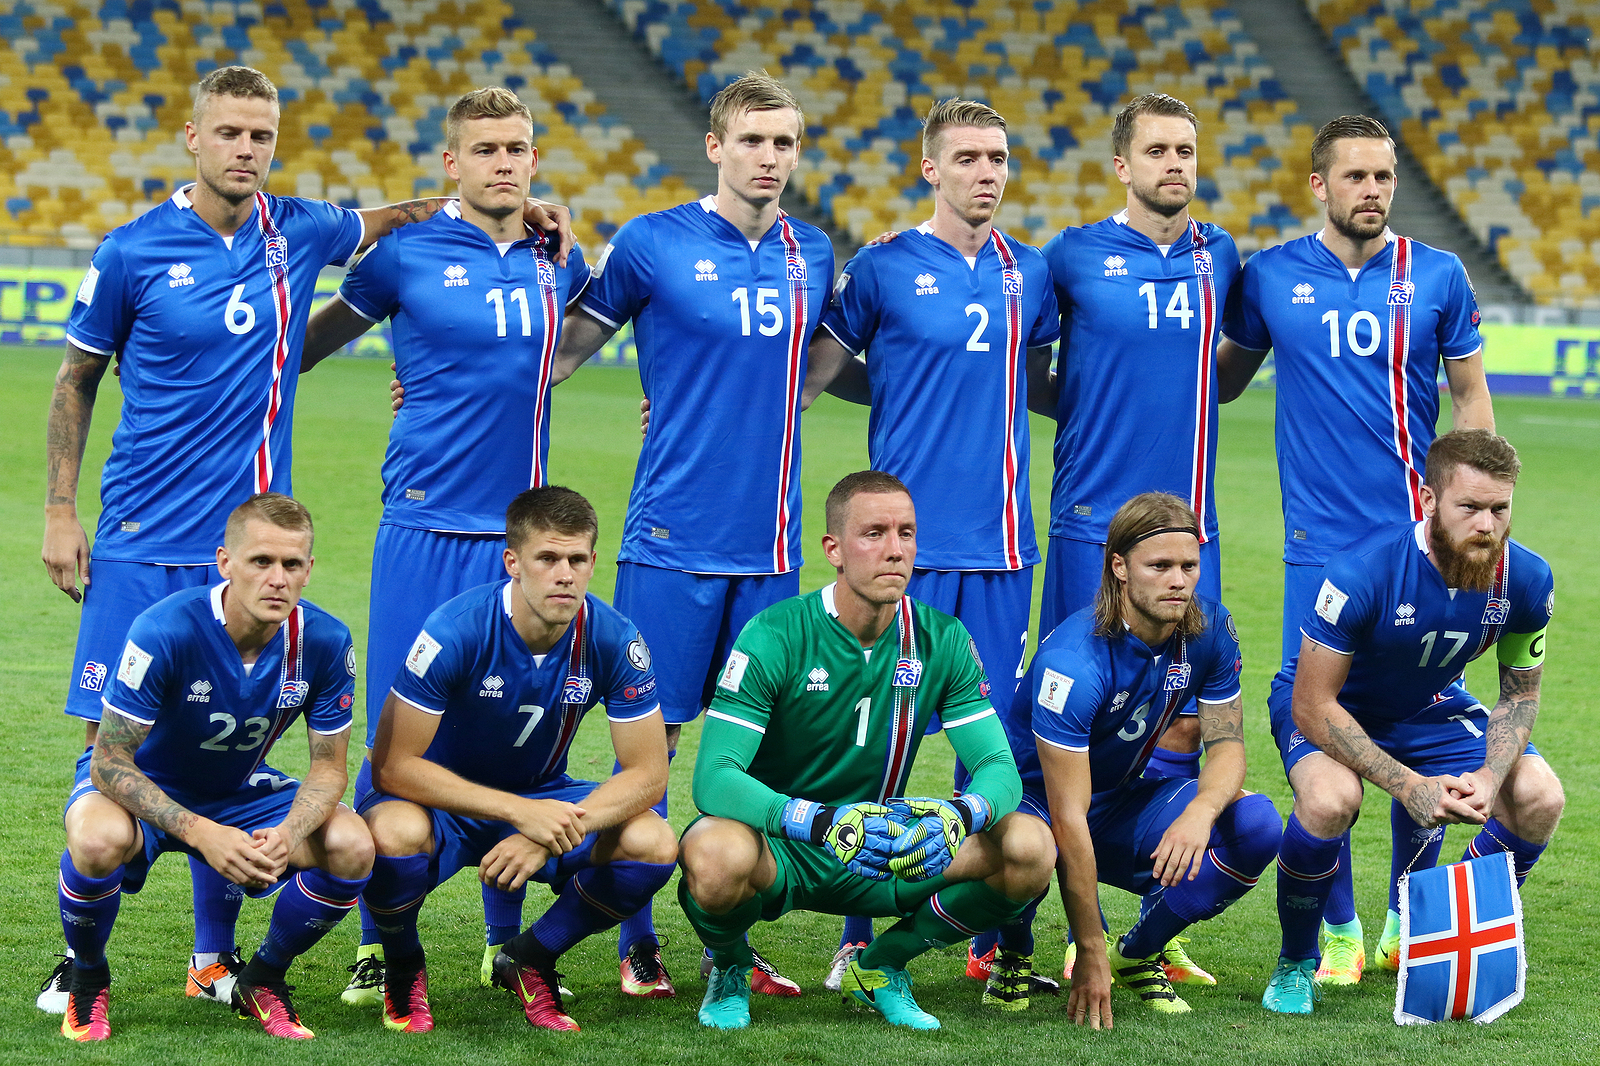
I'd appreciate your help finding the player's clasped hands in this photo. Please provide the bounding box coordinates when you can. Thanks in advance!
[510,797,588,856]
[1402,772,1487,828]
[191,819,279,891]
[885,798,969,881]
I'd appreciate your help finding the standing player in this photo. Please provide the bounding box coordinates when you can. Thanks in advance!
[1218,115,1495,984]
[680,471,1054,1030]
[1007,493,1281,1025]
[806,97,1059,994]
[359,487,675,1033]
[40,65,568,1009]
[54,494,371,1041]
[1030,92,1243,986]
[301,86,589,1005]
[1260,431,1563,1014]
[551,70,833,995]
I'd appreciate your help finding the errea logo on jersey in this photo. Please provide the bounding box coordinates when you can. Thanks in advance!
[443,264,469,288]
[1292,282,1315,304]
[167,263,195,288]
[1103,255,1127,277]
[806,666,829,692]
[695,259,718,281]
[480,675,505,698]
[1394,603,1416,626]
[187,679,213,703]
[914,272,939,295]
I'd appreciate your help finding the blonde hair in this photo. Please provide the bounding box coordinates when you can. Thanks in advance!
[224,492,313,551]
[1111,93,1198,158]
[193,65,278,125]
[446,86,534,152]
[921,97,1006,161]
[708,70,802,142]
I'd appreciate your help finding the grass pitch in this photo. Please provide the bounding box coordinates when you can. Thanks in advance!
[1,346,1596,1063]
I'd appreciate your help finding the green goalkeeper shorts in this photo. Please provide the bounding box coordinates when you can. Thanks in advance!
[758,830,951,921]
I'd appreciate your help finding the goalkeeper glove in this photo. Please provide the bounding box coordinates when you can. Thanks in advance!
[779,798,904,881]
[884,795,991,881]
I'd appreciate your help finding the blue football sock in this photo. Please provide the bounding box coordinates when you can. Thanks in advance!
[995,893,1043,955]
[1323,832,1357,926]
[842,915,875,949]
[1465,817,1547,886]
[256,870,365,971]
[520,860,676,960]
[616,749,673,958]
[1124,793,1281,957]
[1276,811,1343,962]
[187,854,243,954]
[482,879,525,947]
[1390,798,1445,911]
[58,853,122,967]
[356,897,382,948]
[1143,745,1201,780]
[364,853,432,964]
[970,929,1000,958]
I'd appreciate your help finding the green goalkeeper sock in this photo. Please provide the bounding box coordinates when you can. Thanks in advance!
[677,878,757,969]
[861,881,1025,972]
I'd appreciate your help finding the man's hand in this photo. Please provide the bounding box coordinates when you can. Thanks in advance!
[884,795,988,881]
[866,230,902,246]
[640,397,650,437]
[1149,804,1215,888]
[251,825,292,883]
[42,506,91,602]
[1399,772,1485,828]
[509,798,588,855]
[524,200,575,265]
[481,834,550,891]
[780,798,904,881]
[1451,767,1498,818]
[390,364,404,416]
[1067,948,1114,1030]
[190,820,277,890]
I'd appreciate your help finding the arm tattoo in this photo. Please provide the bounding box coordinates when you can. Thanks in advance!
[276,728,347,848]
[1483,663,1541,782]
[45,346,110,506]
[91,711,198,839]
[377,198,445,227]
[1325,717,1412,796]
[1197,695,1245,755]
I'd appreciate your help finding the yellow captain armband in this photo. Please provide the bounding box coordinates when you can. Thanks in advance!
[1497,628,1546,670]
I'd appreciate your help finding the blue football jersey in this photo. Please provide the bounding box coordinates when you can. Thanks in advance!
[1041,213,1240,545]
[100,583,355,807]
[579,197,834,575]
[339,204,589,533]
[66,186,365,564]
[390,582,660,791]
[1283,522,1553,722]
[820,225,1060,570]
[1008,597,1242,795]
[1222,232,1482,565]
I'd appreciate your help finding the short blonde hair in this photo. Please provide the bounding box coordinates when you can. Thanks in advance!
[708,70,802,143]
[921,98,1006,162]
[224,492,314,551]
[446,86,534,152]
[193,65,278,126]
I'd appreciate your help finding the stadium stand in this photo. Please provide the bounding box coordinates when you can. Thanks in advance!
[0,0,689,251]
[1308,0,1598,309]
[606,0,1327,251]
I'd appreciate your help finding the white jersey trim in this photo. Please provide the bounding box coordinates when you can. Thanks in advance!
[706,708,765,734]
[64,333,114,356]
[1216,328,1267,354]
[333,290,378,323]
[392,688,447,715]
[210,581,229,623]
[310,720,354,735]
[1443,345,1483,361]
[605,704,662,724]
[103,698,155,726]
[942,707,995,729]
[1033,730,1088,753]
[576,300,622,330]
[1198,689,1242,707]
[1300,630,1354,656]
[820,319,860,355]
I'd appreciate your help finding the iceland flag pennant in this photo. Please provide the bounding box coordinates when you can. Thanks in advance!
[1395,851,1524,1025]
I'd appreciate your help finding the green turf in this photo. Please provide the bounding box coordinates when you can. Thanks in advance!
[2,345,1596,1063]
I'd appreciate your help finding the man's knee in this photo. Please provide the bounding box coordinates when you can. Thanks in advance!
[1290,758,1362,837]
[1158,715,1202,753]
[321,806,376,878]
[611,811,678,866]
[679,818,763,913]
[64,797,140,877]
[364,800,434,858]
[1501,757,1566,840]
[989,811,1055,898]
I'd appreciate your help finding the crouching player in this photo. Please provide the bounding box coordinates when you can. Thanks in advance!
[359,486,675,1033]
[1008,493,1281,1025]
[56,494,372,1041]
[679,471,1054,1031]
[1262,430,1564,1013]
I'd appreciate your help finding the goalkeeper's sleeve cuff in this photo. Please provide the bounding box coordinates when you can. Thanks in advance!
[955,794,991,835]
[779,798,836,845]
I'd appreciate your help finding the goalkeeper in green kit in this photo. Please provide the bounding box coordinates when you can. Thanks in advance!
[678,472,1056,1030]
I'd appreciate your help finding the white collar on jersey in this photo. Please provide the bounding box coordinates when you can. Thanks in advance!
[821,582,839,617]
[699,195,718,213]
[445,200,463,219]
[916,221,935,235]
[501,579,516,618]
[1414,519,1431,553]
[171,184,198,210]
[210,581,230,623]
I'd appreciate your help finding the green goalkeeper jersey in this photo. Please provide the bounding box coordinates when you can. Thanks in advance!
[695,584,1021,833]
